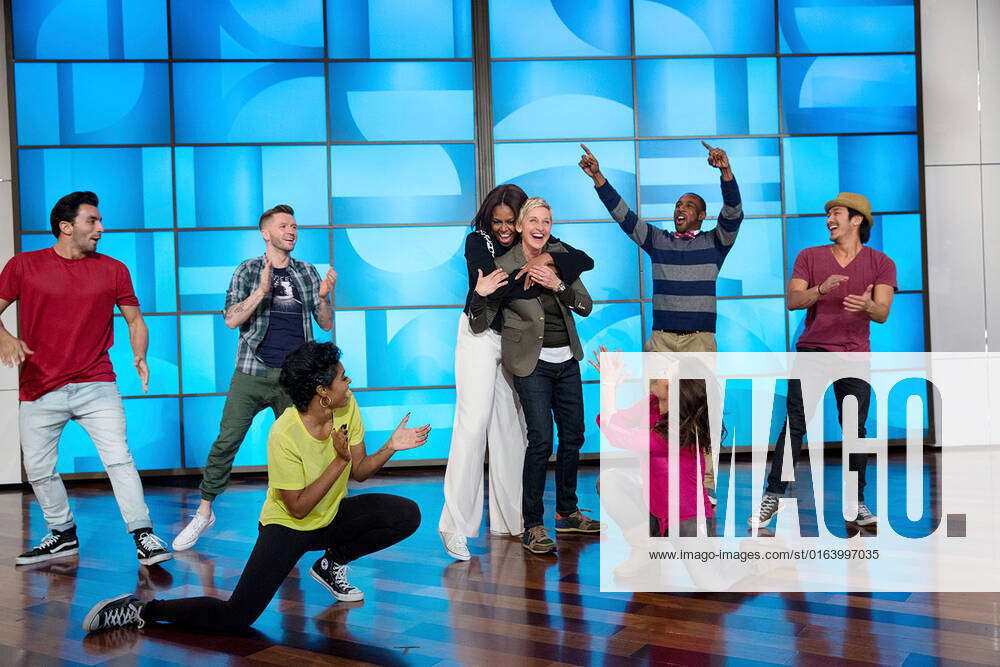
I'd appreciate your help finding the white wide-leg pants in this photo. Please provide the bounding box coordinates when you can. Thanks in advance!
[439,315,527,538]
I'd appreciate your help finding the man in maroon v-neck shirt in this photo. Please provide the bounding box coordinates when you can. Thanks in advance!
[750,192,897,530]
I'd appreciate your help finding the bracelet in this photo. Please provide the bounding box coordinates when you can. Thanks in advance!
[817,285,826,296]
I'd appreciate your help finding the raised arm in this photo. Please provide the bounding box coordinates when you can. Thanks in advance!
[224,259,271,329]
[119,304,150,393]
[579,144,658,253]
[701,141,743,249]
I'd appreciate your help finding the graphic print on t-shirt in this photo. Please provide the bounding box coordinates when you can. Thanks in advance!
[271,272,302,313]
[256,266,306,368]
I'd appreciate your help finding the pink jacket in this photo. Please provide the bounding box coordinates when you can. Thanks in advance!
[598,394,714,535]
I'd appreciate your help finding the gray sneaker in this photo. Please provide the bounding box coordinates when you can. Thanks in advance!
[522,525,557,554]
[748,494,781,528]
[855,503,877,526]
[555,510,603,534]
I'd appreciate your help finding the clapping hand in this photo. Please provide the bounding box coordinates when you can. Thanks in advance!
[843,284,874,313]
[388,413,431,451]
[319,268,337,299]
[818,274,849,296]
[330,424,351,460]
[257,258,273,296]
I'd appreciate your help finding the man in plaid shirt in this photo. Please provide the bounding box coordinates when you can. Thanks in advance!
[173,204,336,551]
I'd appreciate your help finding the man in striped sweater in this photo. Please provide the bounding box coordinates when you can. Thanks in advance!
[579,142,743,500]
[579,142,742,352]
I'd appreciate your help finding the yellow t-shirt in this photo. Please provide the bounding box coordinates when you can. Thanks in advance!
[259,392,365,531]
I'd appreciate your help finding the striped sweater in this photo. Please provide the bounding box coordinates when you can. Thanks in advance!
[596,178,743,333]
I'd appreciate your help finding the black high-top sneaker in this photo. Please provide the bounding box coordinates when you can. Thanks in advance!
[132,529,172,566]
[310,554,364,602]
[15,527,79,565]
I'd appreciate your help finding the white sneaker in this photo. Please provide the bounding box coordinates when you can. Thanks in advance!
[172,511,216,551]
[613,548,653,578]
[440,531,471,561]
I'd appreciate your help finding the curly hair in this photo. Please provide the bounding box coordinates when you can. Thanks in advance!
[279,342,342,412]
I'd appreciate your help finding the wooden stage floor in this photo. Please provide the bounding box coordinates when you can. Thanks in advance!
[2,463,999,666]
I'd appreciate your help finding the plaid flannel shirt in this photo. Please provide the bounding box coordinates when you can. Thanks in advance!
[225,256,326,376]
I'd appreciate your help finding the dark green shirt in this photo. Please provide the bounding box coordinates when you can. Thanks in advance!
[539,293,570,348]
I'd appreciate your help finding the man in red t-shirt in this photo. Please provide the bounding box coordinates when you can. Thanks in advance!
[749,192,897,530]
[0,191,172,566]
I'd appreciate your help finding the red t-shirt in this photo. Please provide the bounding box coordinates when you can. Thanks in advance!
[0,248,139,401]
[792,245,897,352]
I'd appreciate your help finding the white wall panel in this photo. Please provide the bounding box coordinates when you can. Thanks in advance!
[983,165,1000,344]
[926,165,986,352]
[0,390,19,483]
[920,0,981,166]
[980,0,1000,163]
[0,0,19,475]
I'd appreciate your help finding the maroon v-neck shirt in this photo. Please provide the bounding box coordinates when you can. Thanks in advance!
[791,245,897,352]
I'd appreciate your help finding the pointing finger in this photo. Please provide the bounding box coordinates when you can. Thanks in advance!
[701,140,714,151]
[580,143,593,156]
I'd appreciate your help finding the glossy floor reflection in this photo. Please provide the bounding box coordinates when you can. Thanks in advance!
[3,460,999,665]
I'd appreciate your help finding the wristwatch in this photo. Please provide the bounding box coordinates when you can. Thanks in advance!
[555,281,567,294]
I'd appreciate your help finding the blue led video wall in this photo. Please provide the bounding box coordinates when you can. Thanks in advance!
[9,0,924,472]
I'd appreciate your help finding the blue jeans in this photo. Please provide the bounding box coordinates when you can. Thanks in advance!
[512,359,585,529]
[19,381,151,532]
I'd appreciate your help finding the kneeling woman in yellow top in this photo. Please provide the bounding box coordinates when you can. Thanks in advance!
[82,341,430,634]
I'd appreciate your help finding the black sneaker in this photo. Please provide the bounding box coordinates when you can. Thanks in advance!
[310,555,364,602]
[133,530,172,566]
[82,593,145,632]
[854,503,878,526]
[15,528,79,565]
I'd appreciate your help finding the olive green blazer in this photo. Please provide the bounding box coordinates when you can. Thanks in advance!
[471,242,592,377]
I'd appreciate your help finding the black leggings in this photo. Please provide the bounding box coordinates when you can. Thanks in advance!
[143,493,420,632]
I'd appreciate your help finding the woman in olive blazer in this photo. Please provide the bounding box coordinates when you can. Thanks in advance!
[469,197,602,555]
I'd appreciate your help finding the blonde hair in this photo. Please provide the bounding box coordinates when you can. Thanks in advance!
[516,197,552,229]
